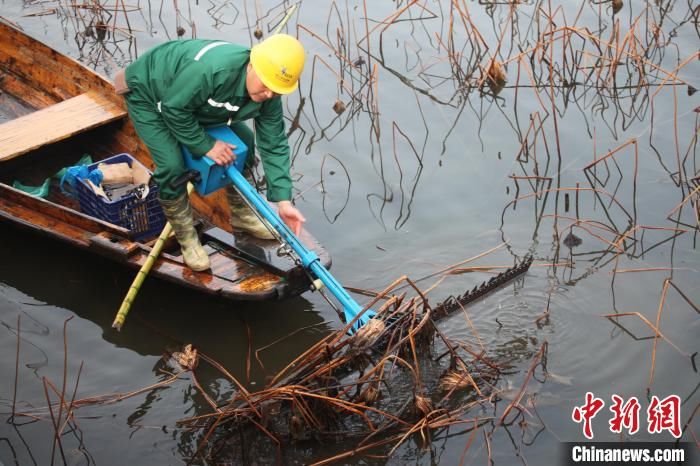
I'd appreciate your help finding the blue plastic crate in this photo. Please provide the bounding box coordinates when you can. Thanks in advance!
[76,153,165,241]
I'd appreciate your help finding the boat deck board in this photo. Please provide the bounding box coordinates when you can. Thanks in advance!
[0,91,127,162]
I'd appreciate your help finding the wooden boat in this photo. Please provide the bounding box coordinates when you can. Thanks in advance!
[0,20,330,301]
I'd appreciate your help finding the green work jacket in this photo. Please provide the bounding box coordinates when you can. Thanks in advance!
[125,39,292,202]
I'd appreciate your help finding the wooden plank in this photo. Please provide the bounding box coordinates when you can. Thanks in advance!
[0,23,117,102]
[89,231,140,260]
[0,196,94,247]
[0,71,59,109]
[0,91,126,161]
[0,183,131,237]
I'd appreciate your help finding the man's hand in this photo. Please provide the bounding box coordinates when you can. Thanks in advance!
[278,200,306,236]
[206,140,237,166]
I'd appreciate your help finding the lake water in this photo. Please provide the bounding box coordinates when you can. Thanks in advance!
[1,1,698,464]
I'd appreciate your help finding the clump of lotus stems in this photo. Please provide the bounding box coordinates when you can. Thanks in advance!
[171,259,532,463]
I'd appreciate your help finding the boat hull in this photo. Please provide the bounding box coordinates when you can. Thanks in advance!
[0,21,330,302]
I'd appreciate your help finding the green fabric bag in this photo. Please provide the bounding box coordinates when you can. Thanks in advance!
[12,154,93,198]
[12,178,50,198]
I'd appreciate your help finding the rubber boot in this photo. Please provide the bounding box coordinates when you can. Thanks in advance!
[226,186,275,240]
[159,194,211,271]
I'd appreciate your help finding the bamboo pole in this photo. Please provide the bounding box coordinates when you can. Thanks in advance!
[112,182,193,331]
[273,3,298,35]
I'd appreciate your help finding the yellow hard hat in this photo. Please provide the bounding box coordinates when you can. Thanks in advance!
[250,34,305,95]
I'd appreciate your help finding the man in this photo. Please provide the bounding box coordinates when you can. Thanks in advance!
[118,34,306,271]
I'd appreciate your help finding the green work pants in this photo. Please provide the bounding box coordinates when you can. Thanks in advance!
[124,90,254,200]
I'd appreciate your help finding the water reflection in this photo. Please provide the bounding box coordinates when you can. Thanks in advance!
[0,226,327,367]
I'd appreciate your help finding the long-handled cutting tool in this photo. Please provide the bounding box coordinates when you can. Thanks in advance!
[178,126,376,332]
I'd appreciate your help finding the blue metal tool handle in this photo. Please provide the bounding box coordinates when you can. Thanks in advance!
[225,166,376,332]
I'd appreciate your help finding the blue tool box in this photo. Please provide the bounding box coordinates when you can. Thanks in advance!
[76,153,165,241]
